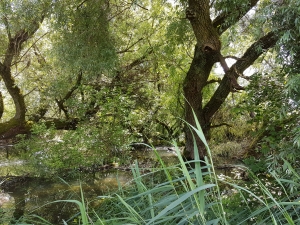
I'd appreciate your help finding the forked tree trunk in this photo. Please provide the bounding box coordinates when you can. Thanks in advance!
[183,0,278,160]
[183,0,222,160]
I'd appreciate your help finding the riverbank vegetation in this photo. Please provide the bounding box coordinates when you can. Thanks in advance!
[0,0,300,224]
[7,116,300,224]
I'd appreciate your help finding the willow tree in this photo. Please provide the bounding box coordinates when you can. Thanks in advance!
[0,1,51,137]
[182,0,288,159]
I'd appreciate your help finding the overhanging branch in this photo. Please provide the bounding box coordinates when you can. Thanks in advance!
[122,48,153,72]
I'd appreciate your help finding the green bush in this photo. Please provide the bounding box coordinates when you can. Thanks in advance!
[15,121,132,176]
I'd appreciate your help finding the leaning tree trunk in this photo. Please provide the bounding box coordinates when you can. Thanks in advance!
[1,64,26,122]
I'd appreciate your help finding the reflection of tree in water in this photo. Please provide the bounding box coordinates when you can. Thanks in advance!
[0,176,79,224]
[0,193,14,224]
[0,173,122,224]
[10,191,26,224]
[0,176,28,224]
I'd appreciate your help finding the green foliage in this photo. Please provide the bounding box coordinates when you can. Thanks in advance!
[209,101,254,162]
[240,66,300,175]
[211,103,252,143]
[94,134,226,224]
[16,121,132,176]
[166,13,194,47]
[243,156,267,174]
[2,0,300,222]
[93,114,300,225]
[0,204,14,225]
[0,0,51,34]
[50,0,117,75]
[286,74,300,104]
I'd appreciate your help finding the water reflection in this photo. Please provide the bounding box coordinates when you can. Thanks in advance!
[0,171,134,224]
[0,147,179,224]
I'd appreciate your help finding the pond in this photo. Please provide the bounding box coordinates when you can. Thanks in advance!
[0,147,180,224]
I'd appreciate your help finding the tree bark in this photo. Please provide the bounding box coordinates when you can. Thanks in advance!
[0,63,26,121]
[0,35,28,137]
[183,45,216,159]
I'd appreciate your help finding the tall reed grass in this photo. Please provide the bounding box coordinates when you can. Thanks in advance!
[95,112,300,225]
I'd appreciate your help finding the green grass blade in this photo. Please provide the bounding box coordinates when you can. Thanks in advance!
[79,182,89,225]
[50,199,88,225]
[146,184,215,224]
[115,194,145,223]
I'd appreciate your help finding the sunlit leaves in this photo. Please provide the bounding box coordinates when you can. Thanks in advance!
[0,0,50,34]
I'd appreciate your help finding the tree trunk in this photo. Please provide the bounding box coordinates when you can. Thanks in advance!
[184,0,221,159]
[0,16,44,137]
[183,45,216,160]
[183,0,278,160]
[1,66,26,121]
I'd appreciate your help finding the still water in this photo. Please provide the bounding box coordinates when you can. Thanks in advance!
[0,147,179,224]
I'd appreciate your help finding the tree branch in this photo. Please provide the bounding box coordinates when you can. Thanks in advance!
[205,78,221,85]
[203,32,278,121]
[2,15,11,40]
[3,14,44,68]
[122,48,153,71]
[12,32,49,67]
[77,0,89,9]
[65,70,83,100]
[219,54,245,90]
[224,55,246,61]
[55,71,83,119]
[0,91,3,119]
[155,119,173,137]
[117,38,144,54]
